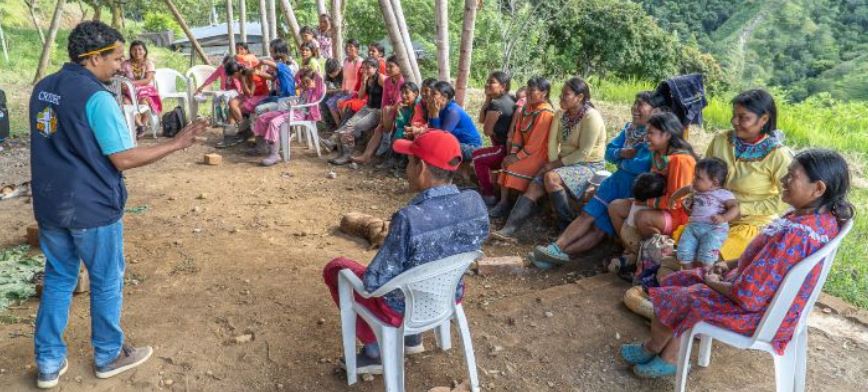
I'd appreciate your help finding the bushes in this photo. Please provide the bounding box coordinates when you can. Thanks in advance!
[142,11,181,35]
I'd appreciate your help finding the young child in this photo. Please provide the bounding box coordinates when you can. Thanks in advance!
[671,157,739,269]
[376,81,419,172]
[251,69,322,166]
[609,172,667,273]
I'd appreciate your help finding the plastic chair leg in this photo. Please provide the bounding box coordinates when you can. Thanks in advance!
[773,343,797,392]
[307,123,322,157]
[279,125,290,162]
[380,330,404,392]
[794,330,808,392]
[455,306,480,392]
[697,335,712,367]
[675,331,694,392]
[338,279,358,385]
[435,320,452,351]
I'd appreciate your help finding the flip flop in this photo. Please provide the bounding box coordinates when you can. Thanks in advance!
[632,356,677,378]
[619,342,656,365]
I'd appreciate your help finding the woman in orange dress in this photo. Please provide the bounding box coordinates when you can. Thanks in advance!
[489,77,555,225]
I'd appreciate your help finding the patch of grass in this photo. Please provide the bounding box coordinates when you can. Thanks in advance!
[825,188,868,309]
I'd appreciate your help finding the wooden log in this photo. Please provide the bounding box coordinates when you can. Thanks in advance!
[0,17,8,63]
[24,0,46,45]
[163,0,212,65]
[330,0,343,61]
[377,0,414,83]
[389,0,420,84]
[267,0,277,40]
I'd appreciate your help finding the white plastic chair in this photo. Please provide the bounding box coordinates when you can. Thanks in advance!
[185,65,217,119]
[109,76,156,140]
[277,92,326,162]
[675,218,854,392]
[338,251,484,392]
[154,68,192,121]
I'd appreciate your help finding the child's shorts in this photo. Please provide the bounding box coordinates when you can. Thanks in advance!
[676,222,729,264]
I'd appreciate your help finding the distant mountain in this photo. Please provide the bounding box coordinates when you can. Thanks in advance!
[637,0,868,101]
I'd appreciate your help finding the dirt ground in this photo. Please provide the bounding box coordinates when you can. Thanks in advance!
[1,130,866,392]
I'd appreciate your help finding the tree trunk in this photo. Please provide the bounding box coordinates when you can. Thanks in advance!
[110,0,121,29]
[389,0,420,84]
[25,1,46,45]
[33,0,66,84]
[330,0,343,61]
[259,0,271,55]
[226,0,235,55]
[455,0,478,106]
[163,0,212,65]
[93,5,101,21]
[239,0,247,43]
[434,0,449,81]
[267,0,277,41]
[277,0,302,49]
[316,0,327,15]
[377,0,414,83]
[0,19,9,63]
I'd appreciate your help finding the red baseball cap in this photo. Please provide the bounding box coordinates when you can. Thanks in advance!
[392,130,462,171]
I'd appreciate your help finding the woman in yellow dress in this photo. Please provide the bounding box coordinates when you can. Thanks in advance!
[705,89,792,260]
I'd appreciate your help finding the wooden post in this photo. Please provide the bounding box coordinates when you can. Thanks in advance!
[330,0,343,61]
[0,18,9,63]
[33,0,66,84]
[389,0,420,84]
[455,0,478,106]
[258,0,270,56]
[24,0,46,45]
[239,0,247,43]
[226,0,235,55]
[267,0,277,40]
[435,0,449,81]
[164,0,212,65]
[277,0,302,49]
[377,0,414,83]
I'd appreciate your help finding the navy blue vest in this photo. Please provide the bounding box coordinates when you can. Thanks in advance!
[30,63,127,229]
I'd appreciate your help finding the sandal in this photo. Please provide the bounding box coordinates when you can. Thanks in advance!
[533,243,570,265]
[632,356,677,378]
[619,342,656,365]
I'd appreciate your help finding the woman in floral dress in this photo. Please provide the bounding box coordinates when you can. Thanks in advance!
[619,149,854,378]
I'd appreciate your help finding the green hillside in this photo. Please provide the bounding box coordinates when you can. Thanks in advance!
[638,0,868,102]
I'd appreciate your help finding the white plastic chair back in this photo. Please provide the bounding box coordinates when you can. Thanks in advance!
[371,251,482,332]
[109,76,150,142]
[153,68,185,96]
[753,217,853,342]
[185,65,217,92]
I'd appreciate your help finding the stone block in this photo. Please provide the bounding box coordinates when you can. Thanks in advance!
[476,256,527,276]
[204,153,222,165]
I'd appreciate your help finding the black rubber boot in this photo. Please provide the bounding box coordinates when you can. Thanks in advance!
[493,196,538,239]
[329,141,354,165]
[550,189,576,231]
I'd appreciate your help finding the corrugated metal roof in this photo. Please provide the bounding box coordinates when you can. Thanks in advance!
[172,22,264,45]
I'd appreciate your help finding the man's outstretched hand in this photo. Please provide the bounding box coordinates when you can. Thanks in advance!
[173,118,210,150]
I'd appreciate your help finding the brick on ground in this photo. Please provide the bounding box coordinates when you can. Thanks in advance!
[476,256,527,276]
[204,153,222,165]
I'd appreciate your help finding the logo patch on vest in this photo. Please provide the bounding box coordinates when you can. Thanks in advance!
[36,107,58,137]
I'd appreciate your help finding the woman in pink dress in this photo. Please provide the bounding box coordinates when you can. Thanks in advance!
[121,40,163,136]
[251,69,324,166]
[619,148,854,378]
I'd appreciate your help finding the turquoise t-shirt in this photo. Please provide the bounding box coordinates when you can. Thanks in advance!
[85,91,134,155]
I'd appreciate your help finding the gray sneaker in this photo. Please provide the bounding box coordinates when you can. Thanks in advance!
[94,344,153,379]
[36,359,68,389]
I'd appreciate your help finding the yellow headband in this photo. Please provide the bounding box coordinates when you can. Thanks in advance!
[77,42,121,58]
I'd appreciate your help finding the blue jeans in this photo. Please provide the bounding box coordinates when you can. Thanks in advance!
[676,222,729,265]
[35,220,125,373]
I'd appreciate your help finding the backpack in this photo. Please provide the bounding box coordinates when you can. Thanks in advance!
[0,89,9,141]
[161,105,187,137]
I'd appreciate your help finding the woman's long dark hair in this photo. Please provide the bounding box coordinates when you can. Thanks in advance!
[526,76,551,101]
[795,149,854,221]
[647,112,696,158]
[732,89,777,135]
[564,77,593,108]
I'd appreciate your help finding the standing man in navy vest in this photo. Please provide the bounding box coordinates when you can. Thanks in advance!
[29,21,207,389]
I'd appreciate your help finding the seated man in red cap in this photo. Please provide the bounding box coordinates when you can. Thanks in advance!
[323,130,489,375]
